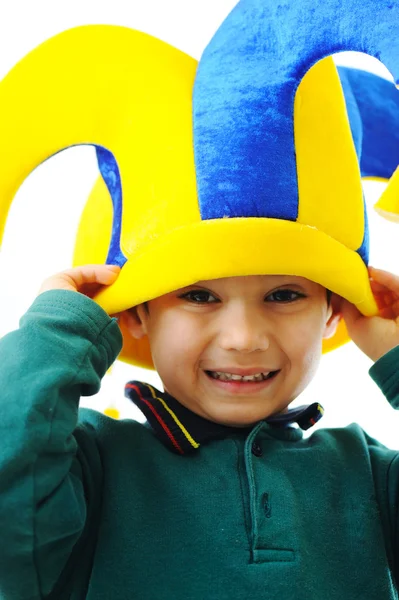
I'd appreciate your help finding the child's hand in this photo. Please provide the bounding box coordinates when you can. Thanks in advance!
[340,266,399,362]
[38,264,121,299]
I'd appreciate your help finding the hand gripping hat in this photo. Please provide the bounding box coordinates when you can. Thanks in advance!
[1,0,399,370]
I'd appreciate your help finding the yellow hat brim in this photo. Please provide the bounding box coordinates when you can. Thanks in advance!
[87,216,377,368]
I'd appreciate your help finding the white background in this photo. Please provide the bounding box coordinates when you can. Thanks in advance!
[0,1,398,446]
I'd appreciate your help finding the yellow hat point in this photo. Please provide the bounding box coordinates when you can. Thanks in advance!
[374,167,399,223]
[103,407,120,420]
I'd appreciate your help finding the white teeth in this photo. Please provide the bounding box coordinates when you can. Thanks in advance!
[209,371,271,382]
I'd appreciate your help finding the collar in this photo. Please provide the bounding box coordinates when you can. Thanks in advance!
[124,381,324,455]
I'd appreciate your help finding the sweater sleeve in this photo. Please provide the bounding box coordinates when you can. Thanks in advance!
[0,290,123,600]
[369,345,399,409]
[368,345,399,580]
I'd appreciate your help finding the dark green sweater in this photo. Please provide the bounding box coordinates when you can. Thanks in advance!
[1,290,399,599]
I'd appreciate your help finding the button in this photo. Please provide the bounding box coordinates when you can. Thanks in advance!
[251,441,263,457]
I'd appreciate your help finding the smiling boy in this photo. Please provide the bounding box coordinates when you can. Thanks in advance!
[2,0,399,597]
[1,262,399,600]
[124,275,338,427]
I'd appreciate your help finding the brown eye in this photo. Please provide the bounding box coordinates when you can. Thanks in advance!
[266,289,305,303]
[179,290,219,304]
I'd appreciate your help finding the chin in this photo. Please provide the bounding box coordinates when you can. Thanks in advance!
[209,403,291,428]
[208,410,267,428]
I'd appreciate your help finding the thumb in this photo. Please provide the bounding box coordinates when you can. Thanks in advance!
[340,298,364,335]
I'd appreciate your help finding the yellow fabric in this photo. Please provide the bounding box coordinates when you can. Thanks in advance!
[0,25,197,244]
[76,54,378,368]
[103,407,120,419]
[295,57,365,251]
[374,167,399,222]
[90,215,375,366]
[0,25,384,371]
[74,177,113,265]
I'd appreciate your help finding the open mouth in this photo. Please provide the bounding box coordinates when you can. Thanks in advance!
[205,370,279,383]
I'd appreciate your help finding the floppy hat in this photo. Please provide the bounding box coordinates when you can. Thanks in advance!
[1,0,399,370]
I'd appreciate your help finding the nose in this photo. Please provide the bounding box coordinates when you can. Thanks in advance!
[217,302,271,353]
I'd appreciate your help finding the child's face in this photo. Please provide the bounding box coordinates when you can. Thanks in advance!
[125,275,342,427]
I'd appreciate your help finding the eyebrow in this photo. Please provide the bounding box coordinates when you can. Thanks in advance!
[183,280,308,291]
[194,276,307,284]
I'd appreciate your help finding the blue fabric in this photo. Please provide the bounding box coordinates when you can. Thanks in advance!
[337,67,363,161]
[359,194,369,265]
[95,146,126,267]
[337,66,399,265]
[94,6,399,272]
[338,66,399,180]
[193,0,399,264]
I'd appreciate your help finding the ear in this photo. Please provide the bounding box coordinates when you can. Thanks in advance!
[323,293,343,340]
[114,306,148,340]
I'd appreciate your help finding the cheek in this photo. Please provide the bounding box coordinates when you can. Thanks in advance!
[148,313,203,366]
[287,319,324,383]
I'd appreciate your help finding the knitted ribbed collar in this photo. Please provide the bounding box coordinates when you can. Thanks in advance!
[124,381,324,455]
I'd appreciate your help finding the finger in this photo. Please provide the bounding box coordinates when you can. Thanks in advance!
[63,264,120,288]
[372,293,388,311]
[79,282,110,298]
[368,277,393,305]
[378,301,399,320]
[368,267,399,294]
[372,285,399,302]
[369,278,388,293]
[340,297,363,323]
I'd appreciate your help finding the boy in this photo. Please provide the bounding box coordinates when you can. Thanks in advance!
[2,0,399,598]
[1,260,398,600]
[39,265,340,429]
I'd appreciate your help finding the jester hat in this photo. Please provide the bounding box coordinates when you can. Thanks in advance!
[1,0,399,370]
